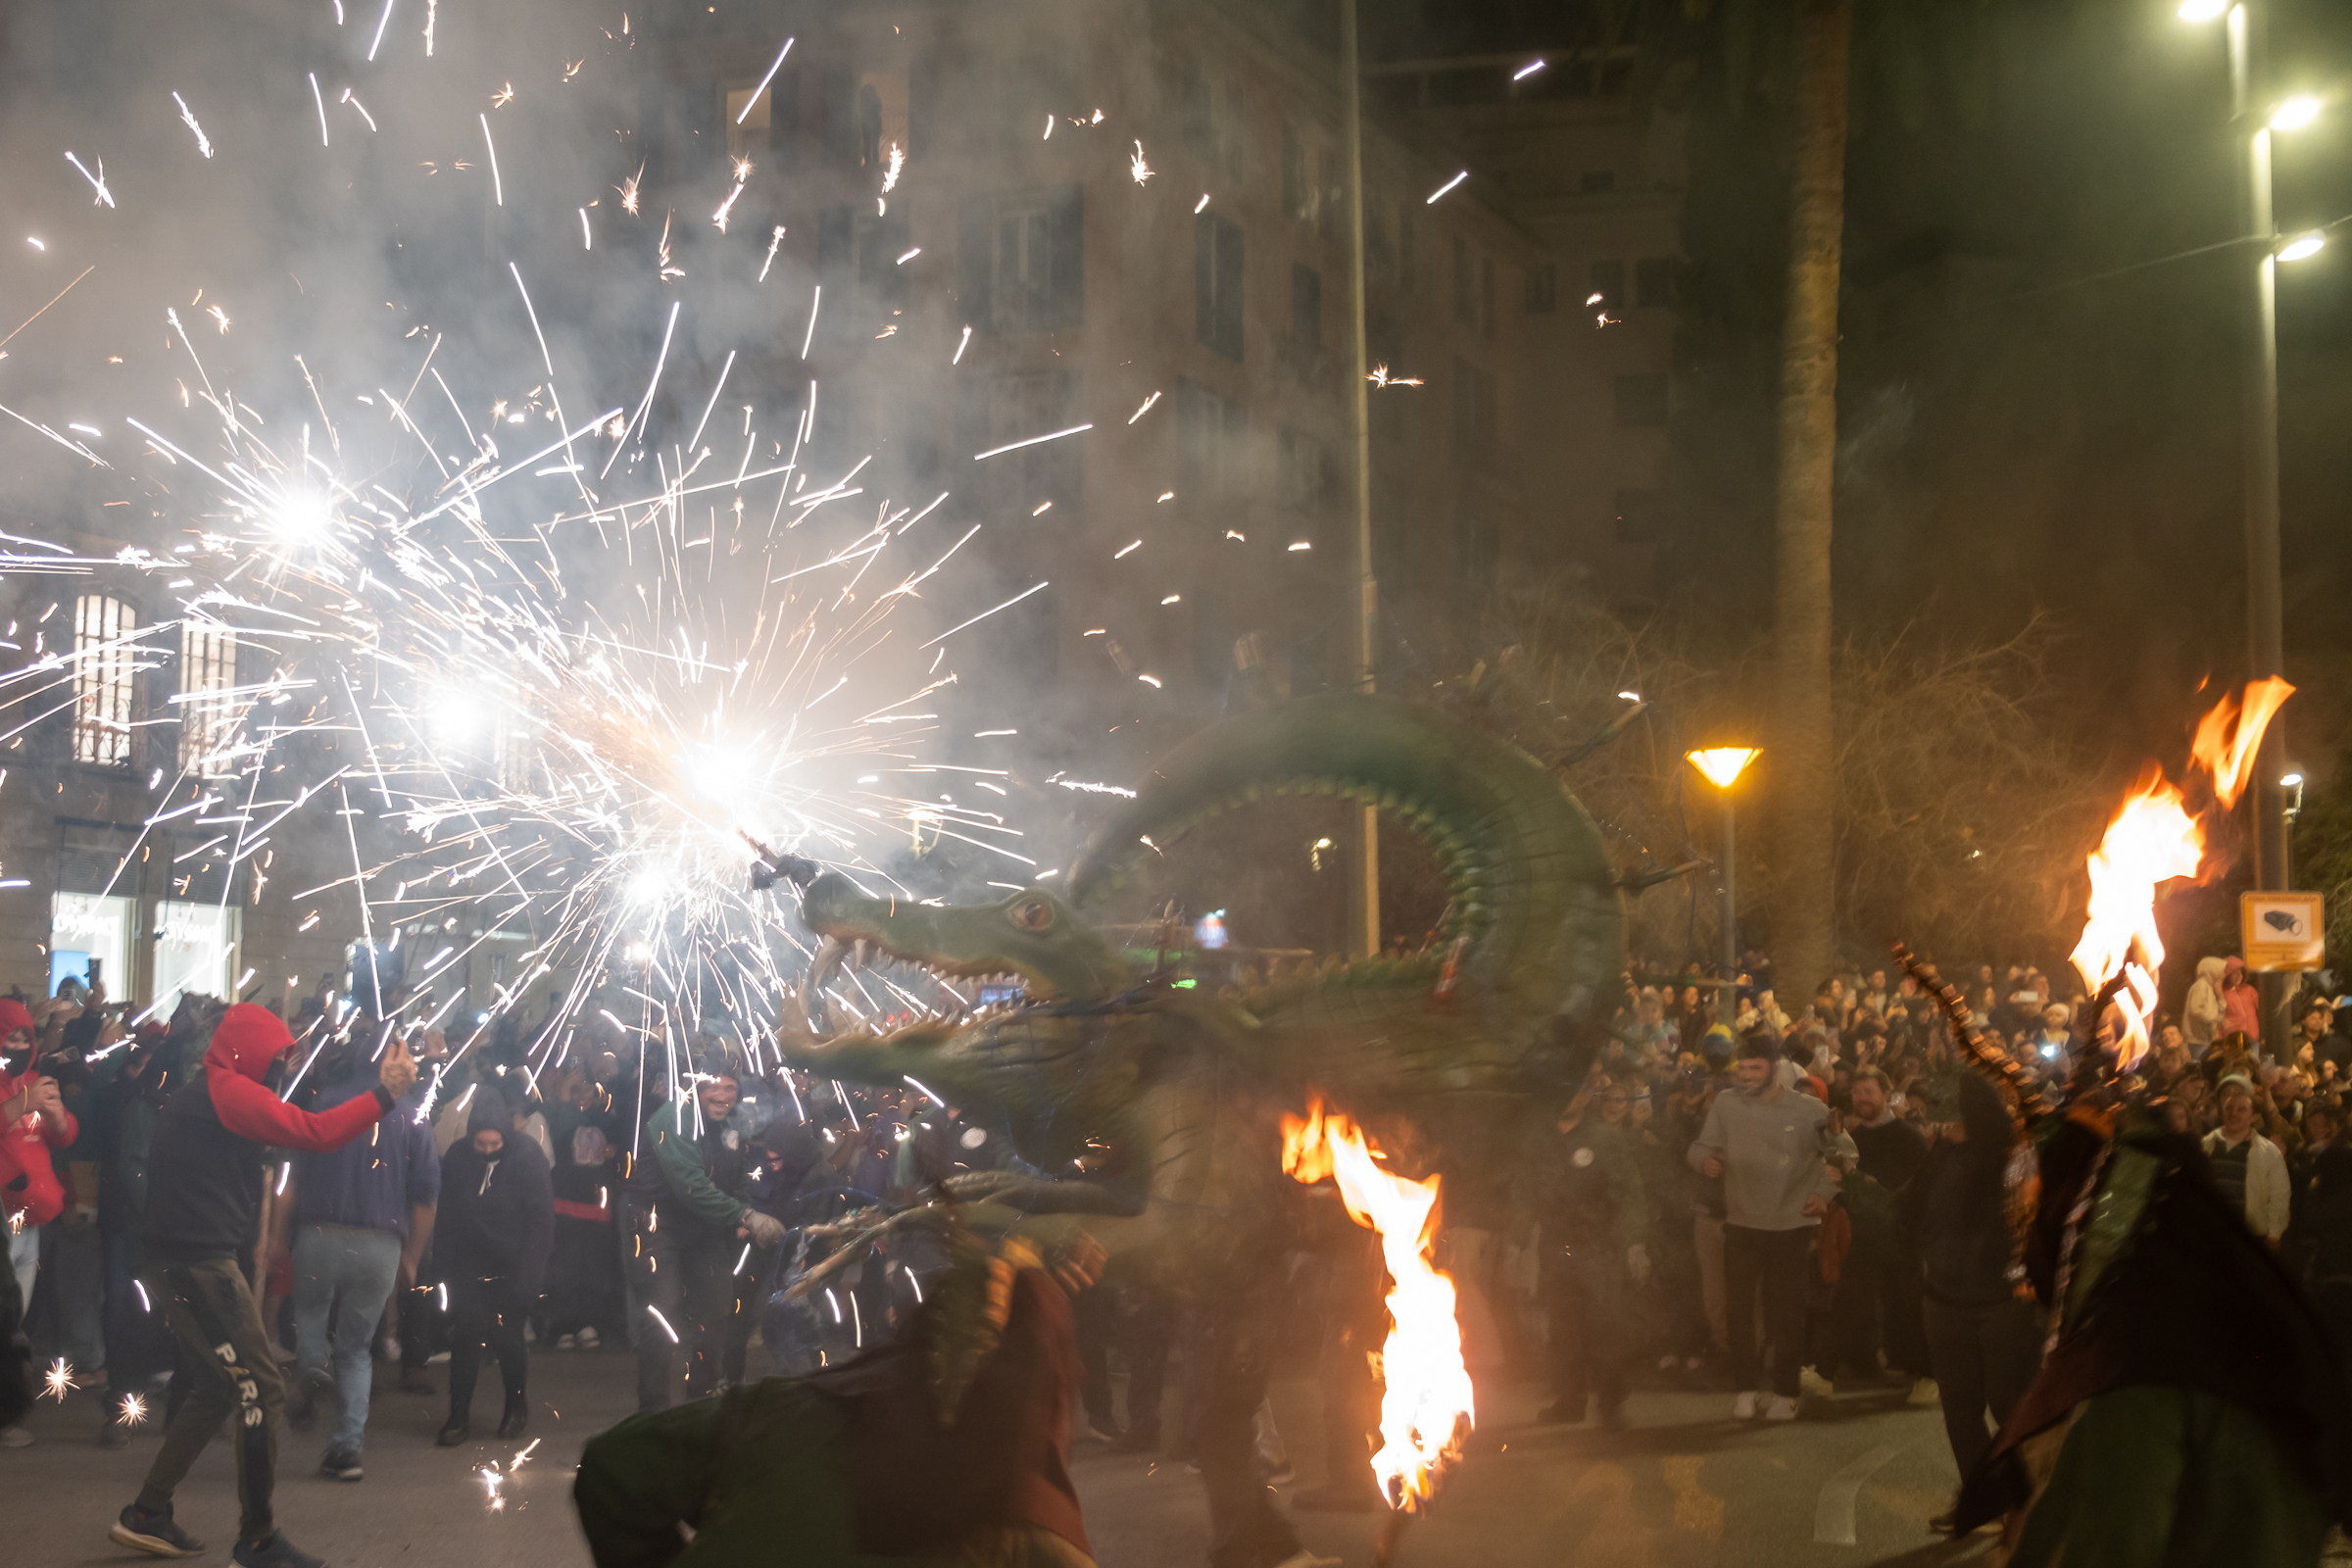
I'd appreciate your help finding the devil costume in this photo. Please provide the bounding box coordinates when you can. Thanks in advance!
[1954,1102,2352,1564]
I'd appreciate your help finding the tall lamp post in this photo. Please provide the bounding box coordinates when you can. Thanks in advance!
[2177,0,2325,887]
[2178,0,2326,1038]
[1689,748,1761,983]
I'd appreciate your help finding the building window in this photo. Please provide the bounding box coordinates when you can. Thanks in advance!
[177,622,239,776]
[1526,265,1557,313]
[154,901,241,1015]
[1277,428,1327,513]
[1397,206,1416,293]
[1318,147,1342,243]
[1453,237,1475,327]
[1614,488,1666,544]
[1196,213,1245,361]
[51,892,133,1000]
[1291,263,1322,352]
[959,187,1084,333]
[1614,372,1670,427]
[723,82,769,169]
[1282,125,1315,224]
[1636,257,1678,309]
[1453,358,1495,453]
[1176,381,1249,507]
[1177,59,1243,178]
[1458,512,1499,584]
[1480,255,1494,335]
[72,593,137,767]
[1590,260,1626,312]
[959,371,1081,512]
[1580,169,1616,194]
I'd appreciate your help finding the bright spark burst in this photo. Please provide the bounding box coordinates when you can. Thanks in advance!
[120,1393,150,1427]
[44,1358,78,1400]
[1130,140,1152,183]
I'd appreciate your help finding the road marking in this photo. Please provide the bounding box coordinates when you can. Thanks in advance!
[1812,1445,1900,1545]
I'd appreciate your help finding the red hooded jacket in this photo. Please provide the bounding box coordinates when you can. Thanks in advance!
[0,1062,76,1230]
[141,1004,390,1265]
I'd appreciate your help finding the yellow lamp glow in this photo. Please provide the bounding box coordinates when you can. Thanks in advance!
[1687,748,1759,789]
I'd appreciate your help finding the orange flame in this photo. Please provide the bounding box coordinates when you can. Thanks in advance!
[1282,1100,1474,1513]
[2190,676,2295,808]
[2070,681,2293,1069]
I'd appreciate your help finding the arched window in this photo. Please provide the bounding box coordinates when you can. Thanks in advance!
[178,621,240,776]
[72,594,138,767]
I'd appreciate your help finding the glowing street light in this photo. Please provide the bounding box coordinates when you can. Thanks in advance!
[1687,748,1760,981]
[2278,231,2327,262]
[2271,96,2323,132]
[1686,747,1760,791]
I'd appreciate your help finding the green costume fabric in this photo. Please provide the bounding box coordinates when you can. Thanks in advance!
[575,1381,936,1568]
[2008,1384,2328,1568]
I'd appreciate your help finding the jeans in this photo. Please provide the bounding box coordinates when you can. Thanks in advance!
[135,1257,287,1546]
[1921,1296,2042,1479]
[1693,1211,1730,1352]
[7,1227,35,1320]
[291,1224,402,1454]
[628,1199,764,1411]
[1723,1224,1813,1398]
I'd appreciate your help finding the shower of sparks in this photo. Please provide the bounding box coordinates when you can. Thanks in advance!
[65,151,117,208]
[1194,192,1210,213]
[712,177,746,233]
[1513,59,1546,80]
[44,1358,78,1400]
[120,1393,150,1427]
[953,325,972,364]
[881,142,906,195]
[172,93,216,158]
[1425,170,1469,204]
[972,423,1092,462]
[0,0,1079,1103]
[1368,365,1423,388]
[1127,391,1160,423]
[1130,140,1152,183]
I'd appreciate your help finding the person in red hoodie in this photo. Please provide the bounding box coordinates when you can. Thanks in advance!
[0,996,75,1442]
[109,1004,416,1568]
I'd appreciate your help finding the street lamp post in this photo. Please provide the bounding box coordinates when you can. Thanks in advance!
[2179,1,2325,898]
[1688,749,1761,983]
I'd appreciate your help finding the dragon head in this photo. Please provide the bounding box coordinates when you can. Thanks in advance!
[795,870,1135,1006]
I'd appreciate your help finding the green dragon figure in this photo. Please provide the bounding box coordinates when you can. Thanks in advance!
[770,693,1626,1287]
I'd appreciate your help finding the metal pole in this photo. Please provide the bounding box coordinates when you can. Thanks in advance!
[1720,795,1739,983]
[1342,0,1380,960]
[2233,2,2288,897]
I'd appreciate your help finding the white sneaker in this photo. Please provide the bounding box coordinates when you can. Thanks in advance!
[1799,1364,1837,1397]
[1732,1391,1759,1420]
[1908,1377,1941,1407]
[1765,1396,1799,1421]
[576,1326,600,1349]
[426,1350,451,1365]
[554,1334,576,1350]
[0,1424,30,1447]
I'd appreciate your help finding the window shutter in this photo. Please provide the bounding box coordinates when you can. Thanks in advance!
[1195,214,1216,349]
[1216,220,1245,360]
[959,194,994,331]
[1048,186,1084,328]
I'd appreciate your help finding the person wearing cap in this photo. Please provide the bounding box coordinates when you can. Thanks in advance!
[432,1087,553,1446]
[625,1059,789,1411]
[2205,1075,2290,1247]
[108,1003,416,1568]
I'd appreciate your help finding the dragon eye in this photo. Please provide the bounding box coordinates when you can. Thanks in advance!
[1012,900,1054,931]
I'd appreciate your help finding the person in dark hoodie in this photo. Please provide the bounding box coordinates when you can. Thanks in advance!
[1904,1073,2043,1530]
[433,1087,554,1447]
[110,1003,417,1568]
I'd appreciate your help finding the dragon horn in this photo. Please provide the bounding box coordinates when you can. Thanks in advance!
[1067,693,1623,1024]
[1888,941,2051,1122]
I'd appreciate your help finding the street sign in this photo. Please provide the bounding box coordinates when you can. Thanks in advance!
[2241,891,2325,973]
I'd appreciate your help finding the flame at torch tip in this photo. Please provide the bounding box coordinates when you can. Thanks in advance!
[1282,1100,1473,1512]
[2191,676,2295,809]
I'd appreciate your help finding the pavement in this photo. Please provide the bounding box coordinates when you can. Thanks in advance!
[2,1347,1992,1568]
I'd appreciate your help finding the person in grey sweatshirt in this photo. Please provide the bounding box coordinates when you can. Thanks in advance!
[1686,1032,1837,1420]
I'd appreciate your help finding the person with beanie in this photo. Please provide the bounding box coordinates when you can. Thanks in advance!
[110,1004,416,1568]
[432,1087,553,1447]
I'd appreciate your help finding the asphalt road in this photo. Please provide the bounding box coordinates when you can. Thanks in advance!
[4,1348,1990,1568]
